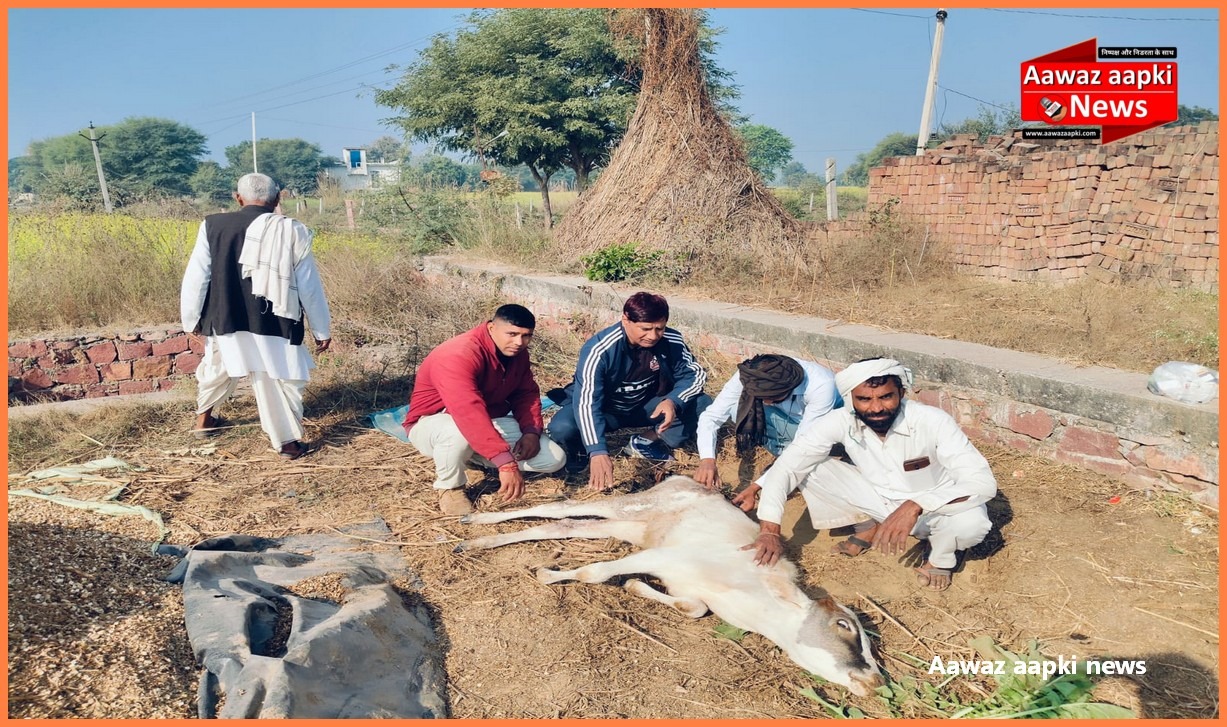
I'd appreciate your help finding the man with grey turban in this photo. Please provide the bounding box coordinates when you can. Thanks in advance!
[693,354,840,489]
[735,357,996,591]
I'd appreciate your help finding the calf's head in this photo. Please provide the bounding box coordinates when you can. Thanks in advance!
[786,596,883,697]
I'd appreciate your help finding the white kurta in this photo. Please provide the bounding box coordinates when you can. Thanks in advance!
[180,218,331,380]
[754,400,997,568]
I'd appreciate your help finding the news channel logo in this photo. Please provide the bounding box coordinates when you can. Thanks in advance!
[1039,96,1068,122]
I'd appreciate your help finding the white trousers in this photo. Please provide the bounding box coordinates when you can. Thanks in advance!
[798,460,992,569]
[408,412,567,490]
[196,339,306,449]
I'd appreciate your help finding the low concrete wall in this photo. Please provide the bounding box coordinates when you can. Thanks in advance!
[8,327,200,403]
[425,258,1219,508]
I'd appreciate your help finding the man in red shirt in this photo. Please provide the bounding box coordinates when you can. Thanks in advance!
[403,304,566,515]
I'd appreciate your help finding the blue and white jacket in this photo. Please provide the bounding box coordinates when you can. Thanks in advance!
[565,322,707,456]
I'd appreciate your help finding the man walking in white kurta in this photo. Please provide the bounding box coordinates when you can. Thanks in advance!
[180,173,331,459]
[738,358,996,590]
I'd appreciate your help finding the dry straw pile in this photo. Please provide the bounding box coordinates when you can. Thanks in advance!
[556,9,802,268]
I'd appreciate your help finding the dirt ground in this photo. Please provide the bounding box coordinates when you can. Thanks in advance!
[6,389,1220,719]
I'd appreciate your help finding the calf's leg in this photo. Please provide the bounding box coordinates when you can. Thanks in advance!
[624,578,709,618]
[461,499,628,526]
[537,549,668,586]
[456,518,646,552]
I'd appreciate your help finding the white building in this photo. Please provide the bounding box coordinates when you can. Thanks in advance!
[320,148,403,192]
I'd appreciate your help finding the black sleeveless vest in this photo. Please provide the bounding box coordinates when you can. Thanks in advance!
[197,205,306,344]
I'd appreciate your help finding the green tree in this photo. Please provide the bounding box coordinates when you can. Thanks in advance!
[377,9,738,225]
[224,138,331,195]
[377,9,636,225]
[37,162,103,211]
[777,160,809,188]
[736,123,794,182]
[1167,104,1218,127]
[412,154,472,188]
[24,117,208,199]
[101,117,208,196]
[8,156,41,195]
[367,135,409,162]
[841,132,917,187]
[189,161,236,205]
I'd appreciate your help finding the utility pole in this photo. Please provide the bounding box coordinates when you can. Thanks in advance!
[915,8,948,156]
[251,112,258,173]
[79,122,113,214]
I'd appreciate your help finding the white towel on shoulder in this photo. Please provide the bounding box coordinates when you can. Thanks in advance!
[238,213,312,321]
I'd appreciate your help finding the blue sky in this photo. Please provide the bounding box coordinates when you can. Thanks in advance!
[6,7,1220,177]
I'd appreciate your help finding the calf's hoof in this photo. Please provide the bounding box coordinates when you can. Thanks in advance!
[536,567,565,584]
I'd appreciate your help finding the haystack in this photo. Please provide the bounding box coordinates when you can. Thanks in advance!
[554,9,803,267]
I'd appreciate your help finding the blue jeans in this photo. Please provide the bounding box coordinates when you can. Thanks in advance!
[546,393,712,456]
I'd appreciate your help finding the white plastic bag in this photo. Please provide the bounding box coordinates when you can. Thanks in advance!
[1147,361,1218,404]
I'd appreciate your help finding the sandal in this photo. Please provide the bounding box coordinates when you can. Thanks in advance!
[831,534,874,557]
[914,563,953,591]
[192,414,226,440]
[278,441,313,460]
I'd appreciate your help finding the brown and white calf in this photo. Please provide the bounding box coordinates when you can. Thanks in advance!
[455,475,884,696]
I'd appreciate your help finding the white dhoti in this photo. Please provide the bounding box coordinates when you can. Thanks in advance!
[408,413,567,490]
[196,333,311,449]
[797,460,992,569]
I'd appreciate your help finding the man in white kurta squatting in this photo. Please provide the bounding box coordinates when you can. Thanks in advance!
[738,357,996,591]
[180,173,331,460]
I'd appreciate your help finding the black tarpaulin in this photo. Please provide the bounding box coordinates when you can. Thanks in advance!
[163,523,447,719]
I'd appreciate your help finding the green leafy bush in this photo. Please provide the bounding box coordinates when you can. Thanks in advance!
[580,242,663,282]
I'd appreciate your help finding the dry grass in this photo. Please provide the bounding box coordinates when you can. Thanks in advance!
[7,213,195,333]
[679,266,1218,372]
[7,377,1219,718]
[8,203,1216,374]
[6,260,1218,717]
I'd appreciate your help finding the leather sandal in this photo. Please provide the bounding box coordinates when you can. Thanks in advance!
[914,564,953,591]
[278,440,313,460]
[192,414,226,440]
[831,534,874,557]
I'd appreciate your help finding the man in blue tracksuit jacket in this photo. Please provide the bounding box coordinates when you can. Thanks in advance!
[546,291,711,491]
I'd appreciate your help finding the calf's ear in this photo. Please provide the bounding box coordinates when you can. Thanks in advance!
[814,596,840,613]
[764,572,809,610]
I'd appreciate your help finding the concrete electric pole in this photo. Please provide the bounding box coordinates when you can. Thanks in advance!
[915,8,948,156]
[79,122,113,214]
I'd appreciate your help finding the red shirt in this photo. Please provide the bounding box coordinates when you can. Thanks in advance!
[403,323,543,466]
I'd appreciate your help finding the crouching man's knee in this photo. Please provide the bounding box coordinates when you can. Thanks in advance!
[947,505,992,550]
[524,435,568,474]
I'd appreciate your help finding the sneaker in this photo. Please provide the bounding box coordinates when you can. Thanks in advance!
[438,489,473,516]
[623,435,675,461]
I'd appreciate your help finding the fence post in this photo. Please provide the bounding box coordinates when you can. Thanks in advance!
[345,199,356,229]
[825,158,838,221]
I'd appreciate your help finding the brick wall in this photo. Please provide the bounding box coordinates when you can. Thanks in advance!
[8,327,201,403]
[832,122,1218,290]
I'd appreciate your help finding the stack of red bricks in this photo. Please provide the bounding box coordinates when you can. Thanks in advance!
[864,121,1218,291]
[8,327,201,403]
